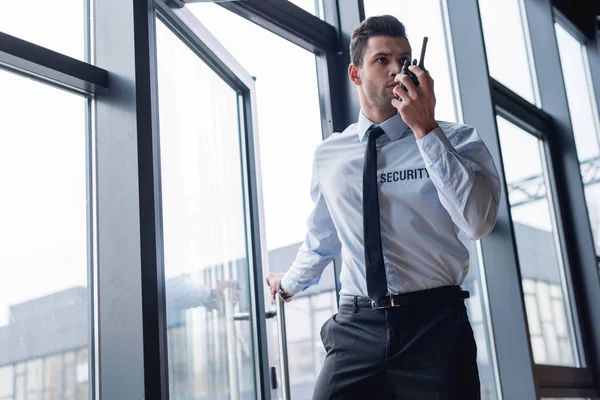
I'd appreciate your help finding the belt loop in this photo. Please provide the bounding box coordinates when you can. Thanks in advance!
[352,296,358,313]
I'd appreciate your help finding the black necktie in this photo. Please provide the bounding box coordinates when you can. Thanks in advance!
[363,125,388,302]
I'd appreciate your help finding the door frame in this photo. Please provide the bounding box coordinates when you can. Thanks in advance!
[155,2,273,398]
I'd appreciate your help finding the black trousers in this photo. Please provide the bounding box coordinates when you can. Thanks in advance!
[313,299,480,400]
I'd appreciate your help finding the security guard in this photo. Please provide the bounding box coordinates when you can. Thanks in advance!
[266,15,500,399]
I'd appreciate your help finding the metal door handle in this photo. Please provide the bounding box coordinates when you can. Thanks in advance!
[232,310,276,321]
[276,294,291,400]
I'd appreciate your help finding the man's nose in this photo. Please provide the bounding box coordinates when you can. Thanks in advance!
[390,61,403,76]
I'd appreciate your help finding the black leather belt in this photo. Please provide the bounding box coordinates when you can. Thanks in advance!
[339,285,470,309]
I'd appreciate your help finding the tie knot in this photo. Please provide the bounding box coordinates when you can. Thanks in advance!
[367,125,385,141]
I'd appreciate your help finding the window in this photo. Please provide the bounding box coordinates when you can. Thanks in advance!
[363,0,461,123]
[497,115,583,366]
[0,0,87,61]
[156,19,256,400]
[0,69,90,398]
[555,22,600,264]
[285,292,337,385]
[478,0,538,104]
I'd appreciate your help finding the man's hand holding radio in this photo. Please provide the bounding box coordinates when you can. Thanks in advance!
[391,63,438,140]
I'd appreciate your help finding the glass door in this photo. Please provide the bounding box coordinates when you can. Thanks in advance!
[182,4,338,398]
[154,3,274,399]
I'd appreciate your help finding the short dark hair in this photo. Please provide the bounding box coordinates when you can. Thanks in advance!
[350,15,410,67]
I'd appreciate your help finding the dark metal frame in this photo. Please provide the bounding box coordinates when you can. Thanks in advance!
[0,32,107,94]
[133,1,170,398]
[491,79,552,138]
[218,0,339,53]
[445,1,537,398]
[94,0,168,398]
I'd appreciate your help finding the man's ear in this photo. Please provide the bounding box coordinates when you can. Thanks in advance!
[348,63,361,86]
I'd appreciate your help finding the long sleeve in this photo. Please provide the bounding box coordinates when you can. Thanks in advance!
[416,125,501,240]
[280,148,342,296]
[166,276,217,311]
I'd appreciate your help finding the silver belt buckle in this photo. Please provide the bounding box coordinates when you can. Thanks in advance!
[371,298,384,309]
[371,294,394,309]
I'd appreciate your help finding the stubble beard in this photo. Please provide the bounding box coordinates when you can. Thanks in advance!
[364,80,396,115]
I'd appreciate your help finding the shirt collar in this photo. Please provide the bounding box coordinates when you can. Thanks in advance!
[357,111,409,143]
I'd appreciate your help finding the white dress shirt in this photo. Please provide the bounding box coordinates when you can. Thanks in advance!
[281,111,501,297]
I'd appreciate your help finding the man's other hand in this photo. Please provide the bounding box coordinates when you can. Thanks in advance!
[215,280,241,306]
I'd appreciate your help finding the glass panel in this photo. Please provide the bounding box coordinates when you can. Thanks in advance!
[0,0,87,60]
[189,5,335,398]
[0,70,90,399]
[156,20,256,400]
[458,239,500,400]
[478,0,538,104]
[44,354,63,398]
[497,116,581,366]
[555,22,600,261]
[26,359,43,396]
[76,348,89,400]
[286,0,324,19]
[64,353,75,398]
[0,366,13,397]
[15,374,24,400]
[363,0,459,123]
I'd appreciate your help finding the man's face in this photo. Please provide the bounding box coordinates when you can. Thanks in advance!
[353,36,411,113]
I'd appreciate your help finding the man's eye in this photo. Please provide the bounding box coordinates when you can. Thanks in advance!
[400,57,409,64]
[377,57,386,64]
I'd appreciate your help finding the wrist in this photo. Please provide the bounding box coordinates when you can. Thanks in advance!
[413,120,438,139]
[277,281,292,300]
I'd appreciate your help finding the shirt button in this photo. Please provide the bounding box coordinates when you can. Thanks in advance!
[443,177,448,182]
[426,145,431,151]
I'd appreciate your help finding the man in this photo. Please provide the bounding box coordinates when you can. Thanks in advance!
[266,15,500,399]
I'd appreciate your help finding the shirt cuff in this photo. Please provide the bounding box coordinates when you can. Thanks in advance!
[416,126,452,165]
[280,273,302,297]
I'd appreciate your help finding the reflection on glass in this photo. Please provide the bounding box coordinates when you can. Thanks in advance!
[0,69,90,399]
[0,0,86,61]
[189,5,334,398]
[363,0,459,123]
[0,348,88,400]
[156,20,256,400]
[497,116,582,366]
[478,0,538,104]
[555,22,600,260]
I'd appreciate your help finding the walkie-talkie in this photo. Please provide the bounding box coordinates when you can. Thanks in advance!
[398,36,428,92]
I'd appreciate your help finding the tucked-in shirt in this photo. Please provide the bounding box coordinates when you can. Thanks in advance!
[281,111,501,297]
